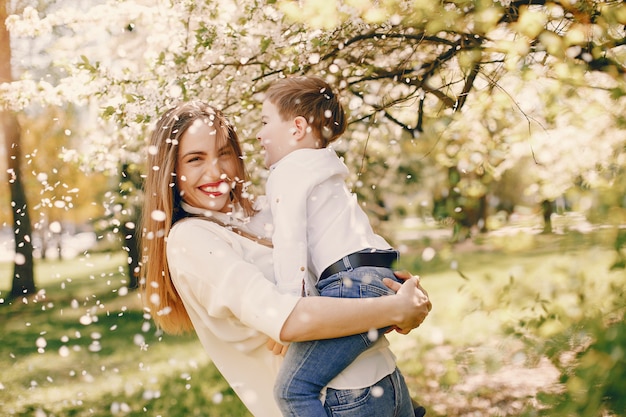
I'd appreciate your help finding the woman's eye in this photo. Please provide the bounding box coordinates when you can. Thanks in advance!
[186,156,201,163]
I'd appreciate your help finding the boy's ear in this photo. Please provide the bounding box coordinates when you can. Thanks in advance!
[293,116,308,140]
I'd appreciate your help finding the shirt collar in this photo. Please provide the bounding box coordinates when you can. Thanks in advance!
[180,201,247,226]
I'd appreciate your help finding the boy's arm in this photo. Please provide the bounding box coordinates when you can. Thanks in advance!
[266,166,312,294]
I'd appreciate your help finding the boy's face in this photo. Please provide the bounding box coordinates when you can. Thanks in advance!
[257,100,298,168]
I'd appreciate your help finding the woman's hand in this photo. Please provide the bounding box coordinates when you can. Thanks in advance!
[383,271,432,334]
[266,338,288,356]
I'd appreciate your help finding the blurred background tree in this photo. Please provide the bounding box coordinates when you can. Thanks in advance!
[1,0,34,297]
[3,0,623,239]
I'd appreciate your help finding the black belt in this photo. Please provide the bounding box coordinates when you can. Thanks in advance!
[319,250,398,281]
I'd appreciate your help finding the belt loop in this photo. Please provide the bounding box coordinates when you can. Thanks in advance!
[342,255,353,272]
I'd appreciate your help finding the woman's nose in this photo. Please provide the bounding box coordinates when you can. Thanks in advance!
[203,158,222,177]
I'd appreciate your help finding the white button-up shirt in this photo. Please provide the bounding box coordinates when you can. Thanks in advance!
[266,147,392,296]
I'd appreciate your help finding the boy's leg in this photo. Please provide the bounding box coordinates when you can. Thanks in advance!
[274,333,375,417]
[323,368,415,417]
[274,267,398,417]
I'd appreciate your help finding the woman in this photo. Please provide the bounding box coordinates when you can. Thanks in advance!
[139,101,431,417]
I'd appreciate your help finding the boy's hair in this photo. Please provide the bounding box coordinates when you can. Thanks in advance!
[264,75,347,147]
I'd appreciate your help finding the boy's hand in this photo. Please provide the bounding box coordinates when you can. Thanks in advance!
[394,270,430,298]
[266,338,289,356]
[383,270,432,333]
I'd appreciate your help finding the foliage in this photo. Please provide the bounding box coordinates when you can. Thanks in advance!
[1,0,625,219]
[532,316,626,417]
[1,106,109,225]
[498,236,626,417]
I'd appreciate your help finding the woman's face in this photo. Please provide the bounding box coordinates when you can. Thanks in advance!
[176,119,238,213]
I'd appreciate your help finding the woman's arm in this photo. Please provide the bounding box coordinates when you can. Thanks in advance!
[169,219,431,345]
[280,274,431,342]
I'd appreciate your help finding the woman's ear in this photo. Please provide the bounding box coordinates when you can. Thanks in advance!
[292,116,309,141]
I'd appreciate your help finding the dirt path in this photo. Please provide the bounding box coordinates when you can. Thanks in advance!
[404,344,561,416]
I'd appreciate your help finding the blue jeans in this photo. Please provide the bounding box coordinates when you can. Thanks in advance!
[324,368,414,417]
[275,263,407,417]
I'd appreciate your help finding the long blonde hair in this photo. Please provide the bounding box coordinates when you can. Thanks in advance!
[139,101,255,334]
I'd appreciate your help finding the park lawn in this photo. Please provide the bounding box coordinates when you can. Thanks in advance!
[0,231,624,417]
[0,252,248,417]
[393,230,625,416]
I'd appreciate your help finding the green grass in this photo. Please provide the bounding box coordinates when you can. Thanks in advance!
[1,252,251,417]
[1,231,624,417]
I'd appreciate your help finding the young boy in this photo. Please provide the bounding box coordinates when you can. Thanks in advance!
[257,75,425,417]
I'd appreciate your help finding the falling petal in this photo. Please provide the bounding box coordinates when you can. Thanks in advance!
[14,253,26,265]
[59,346,70,357]
[151,210,167,221]
[36,337,47,349]
[133,334,146,346]
[367,328,379,342]
[88,341,101,352]
[422,247,436,262]
[49,221,62,233]
[218,182,230,193]
[371,385,384,397]
[142,389,160,400]
[212,392,224,404]
[149,293,160,305]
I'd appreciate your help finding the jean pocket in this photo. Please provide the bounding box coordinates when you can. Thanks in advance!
[359,282,395,298]
[324,386,371,410]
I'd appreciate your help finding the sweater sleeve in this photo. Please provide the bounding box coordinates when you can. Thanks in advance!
[166,218,300,345]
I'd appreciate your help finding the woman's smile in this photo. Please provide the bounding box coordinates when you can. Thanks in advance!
[199,180,231,196]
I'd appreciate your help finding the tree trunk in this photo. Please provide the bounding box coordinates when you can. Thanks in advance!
[120,163,140,289]
[122,222,140,289]
[2,113,36,297]
[1,1,36,298]
[541,199,554,234]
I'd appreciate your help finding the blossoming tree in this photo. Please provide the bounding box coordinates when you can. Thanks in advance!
[2,0,625,288]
